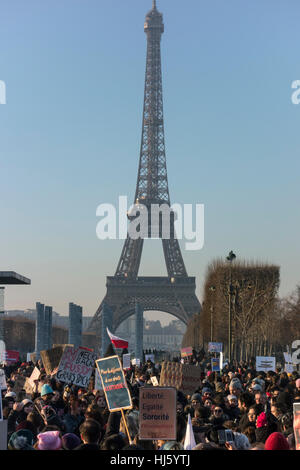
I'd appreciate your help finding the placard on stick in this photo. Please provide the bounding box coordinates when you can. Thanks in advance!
[56,346,98,388]
[139,387,177,440]
[96,355,132,412]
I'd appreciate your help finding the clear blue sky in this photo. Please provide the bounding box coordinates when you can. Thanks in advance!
[1,0,299,323]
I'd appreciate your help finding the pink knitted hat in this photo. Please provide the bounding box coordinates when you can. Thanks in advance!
[256,412,268,428]
[37,431,62,450]
[296,378,300,388]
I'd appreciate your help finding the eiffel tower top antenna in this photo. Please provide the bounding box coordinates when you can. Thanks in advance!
[152,0,157,9]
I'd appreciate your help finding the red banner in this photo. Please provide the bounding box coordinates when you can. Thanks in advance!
[5,350,20,363]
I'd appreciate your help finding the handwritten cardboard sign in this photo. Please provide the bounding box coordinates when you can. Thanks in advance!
[40,346,66,375]
[56,346,98,388]
[139,387,177,440]
[96,355,132,412]
[0,369,7,390]
[159,361,202,396]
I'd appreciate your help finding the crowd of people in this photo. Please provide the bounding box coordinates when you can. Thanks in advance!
[1,351,299,451]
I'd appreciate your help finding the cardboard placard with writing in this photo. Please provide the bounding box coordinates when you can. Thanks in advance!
[40,346,66,376]
[96,355,132,412]
[28,367,40,388]
[56,346,98,388]
[159,361,202,396]
[256,356,276,373]
[139,387,177,440]
[24,377,34,397]
[0,369,7,390]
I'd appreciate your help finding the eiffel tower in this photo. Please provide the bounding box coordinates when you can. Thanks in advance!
[88,1,201,337]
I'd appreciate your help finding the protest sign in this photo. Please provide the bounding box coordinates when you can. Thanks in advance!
[122,353,131,370]
[211,357,220,372]
[145,354,155,363]
[132,358,140,367]
[4,350,19,364]
[0,420,7,450]
[0,369,7,389]
[256,356,276,372]
[151,376,159,386]
[28,367,40,388]
[96,355,132,412]
[56,346,98,388]
[208,342,223,353]
[24,377,34,396]
[181,347,193,358]
[159,362,202,396]
[293,403,300,450]
[139,387,177,440]
[40,346,67,376]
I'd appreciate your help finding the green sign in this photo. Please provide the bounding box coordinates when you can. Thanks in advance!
[96,355,132,412]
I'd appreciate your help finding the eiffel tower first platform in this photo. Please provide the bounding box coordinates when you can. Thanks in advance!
[88,1,201,341]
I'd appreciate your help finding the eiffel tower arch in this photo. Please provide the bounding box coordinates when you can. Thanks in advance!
[88,1,201,339]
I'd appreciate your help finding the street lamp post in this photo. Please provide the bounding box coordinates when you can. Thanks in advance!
[226,251,236,363]
[209,286,216,342]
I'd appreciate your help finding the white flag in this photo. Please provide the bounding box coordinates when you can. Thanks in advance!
[184,414,196,450]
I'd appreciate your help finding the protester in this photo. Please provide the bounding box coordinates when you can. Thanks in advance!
[1,350,299,452]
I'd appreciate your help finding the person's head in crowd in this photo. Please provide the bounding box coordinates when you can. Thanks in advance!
[247,406,259,425]
[161,441,184,450]
[227,394,238,409]
[191,393,202,410]
[84,404,104,427]
[201,387,213,400]
[264,432,290,451]
[8,430,35,450]
[61,433,81,450]
[80,419,102,447]
[101,433,125,450]
[296,378,300,391]
[238,391,254,412]
[233,432,251,450]
[51,390,62,404]
[20,399,34,416]
[36,430,62,450]
[280,412,294,435]
[5,391,16,403]
[254,392,267,406]
[40,384,54,402]
[210,406,225,426]
[270,403,284,422]
[229,380,242,398]
[94,391,106,409]
[243,425,257,444]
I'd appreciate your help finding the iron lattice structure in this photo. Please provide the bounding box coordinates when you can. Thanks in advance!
[88,1,201,336]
